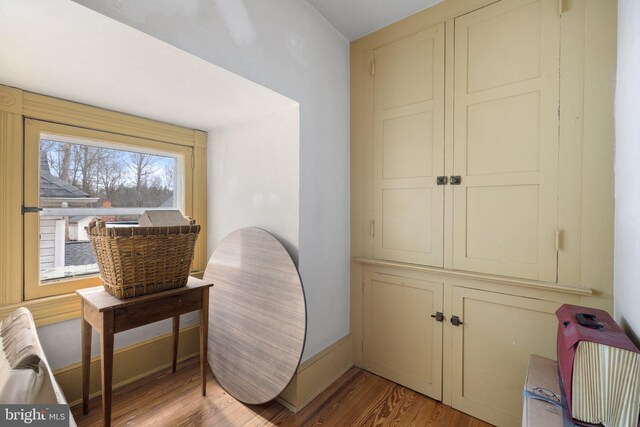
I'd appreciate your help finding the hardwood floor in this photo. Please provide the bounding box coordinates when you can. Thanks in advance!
[71,357,492,427]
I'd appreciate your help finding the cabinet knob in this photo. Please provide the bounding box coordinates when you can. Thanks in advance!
[451,315,463,326]
[450,176,462,185]
[436,176,448,185]
[431,311,445,322]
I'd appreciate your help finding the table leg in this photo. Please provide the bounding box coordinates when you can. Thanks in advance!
[100,311,114,427]
[81,301,92,415]
[172,316,180,373]
[200,287,209,396]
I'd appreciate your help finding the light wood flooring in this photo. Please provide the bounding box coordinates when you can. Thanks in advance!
[71,356,492,426]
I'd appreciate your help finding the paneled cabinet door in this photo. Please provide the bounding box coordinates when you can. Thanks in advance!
[452,0,560,281]
[363,272,443,400]
[372,24,445,267]
[450,287,560,427]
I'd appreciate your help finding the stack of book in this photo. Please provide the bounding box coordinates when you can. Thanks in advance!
[522,354,564,426]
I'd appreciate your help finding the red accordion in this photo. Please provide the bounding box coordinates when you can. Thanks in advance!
[556,304,640,427]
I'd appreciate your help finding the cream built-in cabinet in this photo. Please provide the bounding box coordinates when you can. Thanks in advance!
[358,265,584,426]
[363,273,443,399]
[451,287,561,425]
[351,0,616,426]
[452,0,560,281]
[373,24,445,267]
[372,0,559,280]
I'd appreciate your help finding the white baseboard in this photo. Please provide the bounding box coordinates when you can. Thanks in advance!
[277,334,353,412]
[54,325,200,406]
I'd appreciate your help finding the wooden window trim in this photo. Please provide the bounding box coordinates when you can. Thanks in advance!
[24,119,195,299]
[0,84,207,325]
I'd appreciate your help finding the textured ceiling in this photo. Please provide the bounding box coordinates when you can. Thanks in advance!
[307,0,443,41]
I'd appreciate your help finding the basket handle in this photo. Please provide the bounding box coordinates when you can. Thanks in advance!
[87,219,106,236]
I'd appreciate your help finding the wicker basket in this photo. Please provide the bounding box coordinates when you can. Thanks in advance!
[87,219,200,299]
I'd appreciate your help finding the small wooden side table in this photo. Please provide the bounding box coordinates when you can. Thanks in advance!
[77,277,213,427]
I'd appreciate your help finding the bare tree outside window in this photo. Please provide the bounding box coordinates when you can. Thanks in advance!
[39,138,180,281]
[42,140,176,208]
[97,150,126,203]
[128,152,157,207]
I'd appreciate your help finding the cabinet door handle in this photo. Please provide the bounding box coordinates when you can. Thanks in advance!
[450,176,462,185]
[437,176,448,185]
[450,315,463,326]
[431,312,445,322]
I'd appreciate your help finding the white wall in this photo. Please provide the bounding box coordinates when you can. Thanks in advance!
[614,0,640,343]
[208,106,300,262]
[74,0,351,360]
[0,0,299,370]
[39,313,199,370]
[42,104,300,369]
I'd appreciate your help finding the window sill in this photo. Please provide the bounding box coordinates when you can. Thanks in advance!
[0,271,205,327]
[0,293,81,327]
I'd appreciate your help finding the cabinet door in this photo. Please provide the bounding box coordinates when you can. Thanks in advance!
[373,24,445,267]
[450,287,560,426]
[364,273,443,400]
[452,0,560,281]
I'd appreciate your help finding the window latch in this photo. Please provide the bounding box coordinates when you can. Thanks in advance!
[22,206,43,214]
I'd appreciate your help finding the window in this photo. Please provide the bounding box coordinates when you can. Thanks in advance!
[24,119,194,299]
[0,86,206,323]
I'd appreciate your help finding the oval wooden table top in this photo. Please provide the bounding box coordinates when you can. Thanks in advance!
[203,227,307,405]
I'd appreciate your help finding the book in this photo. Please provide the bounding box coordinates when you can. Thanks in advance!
[522,355,565,427]
[138,210,189,227]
